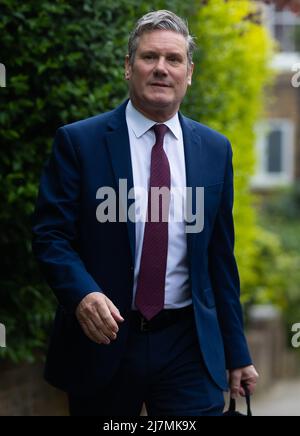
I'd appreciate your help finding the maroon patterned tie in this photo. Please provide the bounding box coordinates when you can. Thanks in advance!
[135,124,171,320]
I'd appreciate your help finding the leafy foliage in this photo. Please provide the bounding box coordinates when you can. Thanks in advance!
[257,185,300,334]
[0,0,192,361]
[183,0,274,302]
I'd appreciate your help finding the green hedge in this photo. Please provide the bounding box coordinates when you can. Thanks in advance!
[0,0,192,362]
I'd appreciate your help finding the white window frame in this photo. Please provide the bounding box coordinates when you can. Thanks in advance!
[264,5,300,52]
[252,119,294,189]
[261,3,300,71]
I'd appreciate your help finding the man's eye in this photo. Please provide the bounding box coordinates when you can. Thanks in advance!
[168,57,180,63]
[144,55,154,60]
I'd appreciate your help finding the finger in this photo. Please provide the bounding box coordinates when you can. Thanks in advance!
[84,319,109,344]
[230,386,240,400]
[82,319,111,345]
[88,306,118,340]
[98,318,118,340]
[230,373,242,399]
[97,318,118,340]
[239,386,246,397]
[86,319,113,344]
[244,380,257,395]
[99,298,123,332]
[111,310,125,323]
[100,310,120,337]
[105,298,125,323]
[80,321,103,344]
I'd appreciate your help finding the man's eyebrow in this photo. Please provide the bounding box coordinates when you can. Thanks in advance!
[140,50,184,57]
[140,50,157,55]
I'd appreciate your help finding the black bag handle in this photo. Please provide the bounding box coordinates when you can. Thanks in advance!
[228,383,252,416]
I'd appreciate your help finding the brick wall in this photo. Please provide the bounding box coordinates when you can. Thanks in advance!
[266,73,300,182]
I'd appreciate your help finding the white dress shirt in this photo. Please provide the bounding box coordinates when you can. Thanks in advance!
[126,100,192,310]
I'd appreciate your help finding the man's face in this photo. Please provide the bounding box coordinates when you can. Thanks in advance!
[125,30,194,120]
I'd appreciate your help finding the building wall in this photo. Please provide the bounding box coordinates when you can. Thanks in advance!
[266,72,300,182]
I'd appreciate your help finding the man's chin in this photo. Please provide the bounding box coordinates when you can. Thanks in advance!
[145,96,173,108]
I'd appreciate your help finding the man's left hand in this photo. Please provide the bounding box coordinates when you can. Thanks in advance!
[229,365,259,399]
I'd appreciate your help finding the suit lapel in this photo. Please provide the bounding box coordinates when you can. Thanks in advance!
[180,114,204,265]
[105,101,136,264]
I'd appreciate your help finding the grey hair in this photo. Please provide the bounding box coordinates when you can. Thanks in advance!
[128,10,196,65]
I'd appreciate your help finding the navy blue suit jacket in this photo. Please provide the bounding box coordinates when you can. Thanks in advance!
[32,100,252,395]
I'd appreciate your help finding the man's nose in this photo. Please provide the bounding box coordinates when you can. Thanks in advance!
[153,57,168,76]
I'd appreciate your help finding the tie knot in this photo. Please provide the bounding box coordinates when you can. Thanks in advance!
[153,124,168,145]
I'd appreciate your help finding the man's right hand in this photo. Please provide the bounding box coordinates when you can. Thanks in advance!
[75,292,125,345]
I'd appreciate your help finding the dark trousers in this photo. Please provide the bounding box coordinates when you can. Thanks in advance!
[68,307,225,416]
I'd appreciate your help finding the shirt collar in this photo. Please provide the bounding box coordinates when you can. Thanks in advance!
[126,100,180,140]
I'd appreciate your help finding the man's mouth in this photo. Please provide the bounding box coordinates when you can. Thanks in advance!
[150,82,171,88]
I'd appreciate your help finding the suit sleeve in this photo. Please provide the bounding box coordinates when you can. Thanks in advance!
[32,127,103,313]
[208,139,253,370]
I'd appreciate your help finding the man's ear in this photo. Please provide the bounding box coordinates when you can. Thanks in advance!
[187,62,194,86]
[125,55,131,80]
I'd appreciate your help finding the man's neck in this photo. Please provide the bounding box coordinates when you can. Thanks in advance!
[130,98,179,123]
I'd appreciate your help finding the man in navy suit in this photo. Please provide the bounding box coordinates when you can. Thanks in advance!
[32,10,258,416]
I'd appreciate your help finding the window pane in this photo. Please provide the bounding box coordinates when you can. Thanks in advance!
[267,130,282,174]
[295,26,300,52]
[274,24,296,51]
